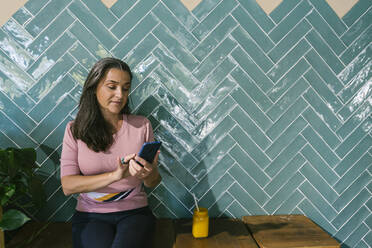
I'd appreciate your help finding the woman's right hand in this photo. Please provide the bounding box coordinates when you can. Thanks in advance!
[112,154,136,181]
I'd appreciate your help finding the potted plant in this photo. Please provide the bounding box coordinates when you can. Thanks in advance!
[0,147,46,247]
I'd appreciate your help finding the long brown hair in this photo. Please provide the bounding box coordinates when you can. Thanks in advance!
[72,57,132,152]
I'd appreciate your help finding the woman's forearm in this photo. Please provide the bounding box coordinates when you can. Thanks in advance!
[144,170,162,188]
[61,171,120,196]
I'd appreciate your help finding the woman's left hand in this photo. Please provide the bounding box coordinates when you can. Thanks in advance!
[128,151,161,186]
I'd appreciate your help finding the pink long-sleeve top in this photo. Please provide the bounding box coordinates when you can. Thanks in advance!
[60,115,154,213]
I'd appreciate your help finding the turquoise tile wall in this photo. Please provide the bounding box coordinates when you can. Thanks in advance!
[0,0,371,246]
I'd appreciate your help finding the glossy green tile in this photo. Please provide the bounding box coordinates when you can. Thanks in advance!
[2,19,34,49]
[265,135,306,177]
[268,59,309,102]
[83,0,117,28]
[231,47,273,92]
[264,172,304,214]
[270,1,300,23]
[231,106,270,150]
[192,15,237,61]
[112,13,158,59]
[231,67,271,111]
[229,145,269,187]
[333,172,370,212]
[191,135,235,180]
[300,145,339,185]
[229,164,269,205]
[152,184,190,218]
[268,39,310,82]
[192,95,236,138]
[337,101,372,139]
[208,192,234,217]
[24,0,48,15]
[28,54,75,101]
[162,0,198,30]
[36,116,72,164]
[152,106,199,151]
[191,154,234,198]
[226,201,249,218]
[231,26,273,72]
[69,1,117,50]
[230,125,270,169]
[192,0,221,20]
[267,77,309,121]
[232,6,274,53]
[27,32,76,79]
[303,88,342,133]
[274,190,304,215]
[334,205,369,237]
[111,0,156,39]
[236,0,274,32]
[308,0,347,35]
[193,36,236,81]
[192,0,237,41]
[340,26,372,65]
[267,97,307,140]
[343,223,369,248]
[334,153,372,194]
[30,94,76,143]
[69,22,111,59]
[0,131,16,148]
[154,87,196,131]
[306,30,344,74]
[69,42,96,71]
[306,9,346,55]
[25,0,71,37]
[335,135,372,176]
[266,117,307,159]
[339,60,371,104]
[269,0,312,43]
[27,10,74,58]
[343,0,371,26]
[336,116,372,158]
[228,183,266,215]
[69,62,89,86]
[0,90,35,133]
[0,50,35,91]
[152,2,197,50]
[153,48,197,92]
[0,29,33,70]
[300,162,338,203]
[299,199,337,234]
[192,116,235,160]
[110,0,136,18]
[156,126,198,171]
[199,173,234,209]
[304,49,343,92]
[29,75,75,122]
[268,20,311,63]
[13,7,32,25]
[299,181,337,220]
[231,87,272,130]
[124,34,158,69]
[304,69,343,112]
[341,8,372,45]
[301,126,340,168]
[265,154,305,196]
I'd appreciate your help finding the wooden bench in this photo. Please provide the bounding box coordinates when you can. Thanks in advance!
[7,215,340,248]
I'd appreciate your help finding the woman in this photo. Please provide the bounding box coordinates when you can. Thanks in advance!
[60,57,161,248]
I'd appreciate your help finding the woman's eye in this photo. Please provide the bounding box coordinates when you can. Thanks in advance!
[123,88,130,92]
[107,85,116,90]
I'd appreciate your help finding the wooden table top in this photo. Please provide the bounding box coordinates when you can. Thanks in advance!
[242,215,340,248]
[174,218,259,248]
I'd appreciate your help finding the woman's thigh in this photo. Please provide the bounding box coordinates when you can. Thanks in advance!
[72,212,115,248]
[111,207,156,248]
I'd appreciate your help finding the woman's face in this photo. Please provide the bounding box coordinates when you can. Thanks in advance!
[96,68,131,118]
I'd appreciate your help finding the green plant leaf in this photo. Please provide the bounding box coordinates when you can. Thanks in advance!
[0,184,16,206]
[30,177,46,208]
[0,209,31,231]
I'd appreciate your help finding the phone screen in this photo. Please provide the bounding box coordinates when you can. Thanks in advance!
[137,141,161,165]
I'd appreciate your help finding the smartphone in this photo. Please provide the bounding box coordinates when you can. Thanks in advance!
[136,141,162,166]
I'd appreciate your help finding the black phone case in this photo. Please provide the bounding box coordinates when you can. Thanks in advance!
[138,141,161,164]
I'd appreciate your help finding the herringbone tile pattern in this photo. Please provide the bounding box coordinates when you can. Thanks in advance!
[0,0,371,246]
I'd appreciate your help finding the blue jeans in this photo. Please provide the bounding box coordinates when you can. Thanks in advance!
[72,206,155,248]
